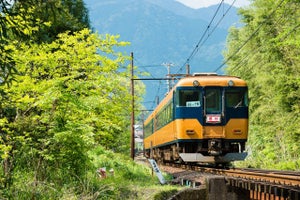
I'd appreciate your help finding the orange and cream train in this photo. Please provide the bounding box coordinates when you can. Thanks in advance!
[143,73,249,164]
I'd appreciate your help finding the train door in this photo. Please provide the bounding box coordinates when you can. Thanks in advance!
[203,87,224,134]
[203,87,224,155]
[204,87,222,124]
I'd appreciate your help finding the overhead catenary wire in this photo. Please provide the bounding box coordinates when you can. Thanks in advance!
[185,0,224,63]
[228,10,294,74]
[133,58,160,79]
[133,58,176,110]
[138,0,287,109]
[137,0,296,118]
[177,0,237,74]
[213,0,286,72]
[136,0,239,111]
[150,80,163,110]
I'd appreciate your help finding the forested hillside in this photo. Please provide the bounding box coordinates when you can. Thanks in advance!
[224,0,300,169]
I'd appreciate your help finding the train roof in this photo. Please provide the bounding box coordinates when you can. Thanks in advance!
[175,73,247,87]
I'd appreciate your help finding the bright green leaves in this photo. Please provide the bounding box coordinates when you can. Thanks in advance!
[1,0,91,86]
[225,0,300,169]
[0,28,136,183]
[0,0,142,194]
[0,6,42,85]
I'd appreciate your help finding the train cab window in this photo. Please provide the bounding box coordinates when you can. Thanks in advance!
[205,88,221,112]
[225,88,248,108]
[176,90,201,107]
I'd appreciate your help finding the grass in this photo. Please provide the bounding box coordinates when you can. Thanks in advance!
[88,146,181,199]
[1,146,181,199]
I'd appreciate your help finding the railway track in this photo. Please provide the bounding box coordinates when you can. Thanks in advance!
[135,154,300,199]
[162,162,300,186]
[161,162,300,199]
[136,154,300,188]
[193,167,300,187]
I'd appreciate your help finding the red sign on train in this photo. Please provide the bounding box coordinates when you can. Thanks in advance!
[206,114,221,123]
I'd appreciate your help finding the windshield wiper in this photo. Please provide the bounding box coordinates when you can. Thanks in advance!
[234,100,242,108]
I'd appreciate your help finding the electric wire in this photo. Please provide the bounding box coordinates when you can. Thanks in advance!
[140,0,297,119]
[228,11,291,74]
[150,80,163,110]
[133,58,172,111]
[214,0,286,72]
[133,58,161,79]
[206,0,237,43]
[138,0,237,109]
[229,22,300,78]
[186,0,223,62]
[177,0,237,74]
[197,0,237,53]
[135,0,239,108]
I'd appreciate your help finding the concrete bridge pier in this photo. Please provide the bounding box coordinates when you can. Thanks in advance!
[169,176,251,200]
[207,176,250,200]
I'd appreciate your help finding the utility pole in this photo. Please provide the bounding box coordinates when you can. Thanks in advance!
[186,64,190,76]
[162,63,174,92]
[130,52,135,160]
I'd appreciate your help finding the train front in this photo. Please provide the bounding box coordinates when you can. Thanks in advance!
[175,74,249,164]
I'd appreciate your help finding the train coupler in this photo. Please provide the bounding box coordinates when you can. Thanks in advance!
[208,139,222,156]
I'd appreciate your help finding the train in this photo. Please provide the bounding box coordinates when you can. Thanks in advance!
[143,73,249,165]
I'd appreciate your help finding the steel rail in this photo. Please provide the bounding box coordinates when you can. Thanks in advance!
[192,166,300,187]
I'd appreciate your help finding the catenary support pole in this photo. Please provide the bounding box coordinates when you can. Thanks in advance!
[186,64,190,76]
[130,52,135,160]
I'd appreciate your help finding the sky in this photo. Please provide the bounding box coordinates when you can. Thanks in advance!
[175,0,251,8]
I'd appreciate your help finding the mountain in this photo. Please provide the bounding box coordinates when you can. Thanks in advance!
[84,0,240,109]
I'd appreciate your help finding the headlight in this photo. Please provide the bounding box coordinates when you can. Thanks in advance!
[193,80,200,87]
[228,80,234,86]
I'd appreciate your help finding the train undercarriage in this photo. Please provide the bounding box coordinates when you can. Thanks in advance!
[145,139,247,165]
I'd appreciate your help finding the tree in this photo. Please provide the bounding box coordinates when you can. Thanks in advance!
[0,2,41,85]
[12,0,90,42]
[0,29,142,188]
[0,0,90,85]
[224,0,300,169]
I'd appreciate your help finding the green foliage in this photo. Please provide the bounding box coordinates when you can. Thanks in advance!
[0,6,41,84]
[0,28,144,193]
[154,189,179,200]
[91,146,155,184]
[1,147,175,199]
[87,146,179,200]
[0,0,150,198]
[225,0,300,169]
[11,0,90,42]
[0,0,90,85]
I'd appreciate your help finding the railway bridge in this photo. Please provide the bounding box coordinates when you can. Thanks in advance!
[165,164,300,200]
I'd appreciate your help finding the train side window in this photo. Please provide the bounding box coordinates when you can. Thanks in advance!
[176,90,201,107]
[155,101,173,131]
[144,119,154,138]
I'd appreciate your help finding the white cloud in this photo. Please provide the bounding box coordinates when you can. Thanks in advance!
[175,0,250,9]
